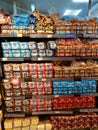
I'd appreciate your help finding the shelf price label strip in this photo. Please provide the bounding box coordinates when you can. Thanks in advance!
[4,114,25,118]
[80,109,98,113]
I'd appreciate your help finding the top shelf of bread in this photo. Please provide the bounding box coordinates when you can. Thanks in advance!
[0,10,98,38]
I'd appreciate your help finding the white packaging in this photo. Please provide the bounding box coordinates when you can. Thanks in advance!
[2,42,11,50]
[11,42,20,49]
[28,42,37,49]
[20,42,28,50]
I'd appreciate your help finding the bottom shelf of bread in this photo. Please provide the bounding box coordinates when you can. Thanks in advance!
[3,114,98,130]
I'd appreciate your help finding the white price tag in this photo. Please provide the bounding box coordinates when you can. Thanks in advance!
[38,57,43,61]
[2,58,7,61]
[55,95,60,98]
[17,34,23,37]
[42,79,46,81]
[3,79,9,83]
[47,35,52,38]
[55,111,60,114]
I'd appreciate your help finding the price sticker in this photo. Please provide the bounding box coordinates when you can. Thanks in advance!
[5,97,11,100]
[2,58,7,61]
[55,111,60,114]
[55,95,60,98]
[47,35,52,38]
[38,57,43,61]
[3,79,9,83]
[42,79,46,81]
[17,34,23,37]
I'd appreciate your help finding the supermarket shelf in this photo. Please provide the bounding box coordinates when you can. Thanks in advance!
[0,33,98,39]
[0,34,25,38]
[4,113,25,118]
[1,58,24,62]
[0,33,80,38]
[4,96,26,100]
[30,34,78,38]
[2,77,98,83]
[83,34,98,38]
[80,108,98,113]
[1,56,98,62]
[32,111,73,115]
[4,111,73,117]
[0,34,17,38]
[4,93,98,100]
[4,108,98,117]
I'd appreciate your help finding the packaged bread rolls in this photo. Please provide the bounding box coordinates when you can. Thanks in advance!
[21,63,29,72]
[12,64,21,71]
[13,127,22,130]
[3,82,12,90]
[13,118,22,127]
[37,121,45,130]
[29,64,37,71]
[5,100,14,107]
[6,107,14,113]
[22,118,30,127]
[31,116,39,125]
[4,119,13,129]
[30,125,37,130]
[28,42,37,50]
[5,72,13,79]
[45,120,52,130]
[22,126,30,130]
[3,64,12,72]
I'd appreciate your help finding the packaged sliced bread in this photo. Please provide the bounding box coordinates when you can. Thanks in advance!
[45,120,52,130]
[22,117,30,127]
[22,126,30,130]
[37,121,45,130]
[4,119,13,129]
[30,124,37,130]
[13,118,22,127]
[31,116,39,125]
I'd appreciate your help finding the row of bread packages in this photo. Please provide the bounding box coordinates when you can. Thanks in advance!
[3,49,54,58]
[5,96,95,112]
[54,60,98,78]
[4,87,52,97]
[56,39,98,56]
[6,104,52,113]
[5,98,52,107]
[56,47,98,57]
[1,41,57,50]
[1,10,98,35]
[4,71,53,79]
[5,98,52,112]
[50,114,98,129]
[53,80,96,94]
[3,63,53,72]
[4,116,52,130]
[53,86,96,95]
[53,96,95,104]
[53,80,97,88]
[57,39,98,46]
[51,12,98,34]
[53,96,95,110]
[3,81,52,90]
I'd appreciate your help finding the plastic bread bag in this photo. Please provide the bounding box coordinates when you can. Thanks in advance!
[28,41,37,50]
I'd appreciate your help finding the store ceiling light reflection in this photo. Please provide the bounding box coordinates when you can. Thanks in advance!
[64,9,82,16]
[73,0,89,2]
